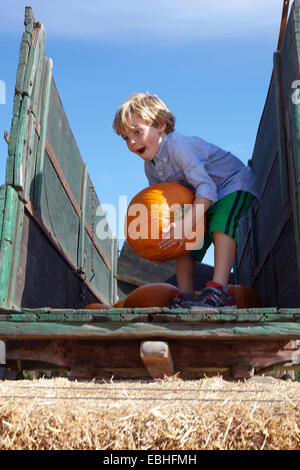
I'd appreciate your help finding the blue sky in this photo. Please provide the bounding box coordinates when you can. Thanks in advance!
[0,0,287,266]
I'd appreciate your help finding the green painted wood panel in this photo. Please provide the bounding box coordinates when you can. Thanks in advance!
[250,82,278,194]
[40,153,80,265]
[0,305,300,347]
[78,163,88,273]
[45,79,83,205]
[236,0,300,308]
[0,318,299,341]
[273,51,290,207]
[13,210,101,309]
[6,96,22,185]
[13,95,30,190]
[0,186,24,308]
[0,185,19,272]
[30,28,46,119]
[6,17,48,192]
[24,6,34,34]
[2,306,300,323]
[33,57,53,208]
[2,7,118,307]
[15,32,31,95]
[85,175,115,263]
[83,228,111,303]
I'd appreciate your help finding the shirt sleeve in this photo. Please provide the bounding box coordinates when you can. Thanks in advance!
[168,136,218,201]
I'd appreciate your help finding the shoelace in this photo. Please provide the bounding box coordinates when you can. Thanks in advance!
[199,287,234,306]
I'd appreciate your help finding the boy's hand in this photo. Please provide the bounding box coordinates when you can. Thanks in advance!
[158,196,212,251]
[158,221,186,250]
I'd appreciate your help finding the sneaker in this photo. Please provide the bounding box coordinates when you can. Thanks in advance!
[191,281,237,309]
[167,292,196,309]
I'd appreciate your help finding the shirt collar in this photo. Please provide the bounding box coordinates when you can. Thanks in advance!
[152,132,171,164]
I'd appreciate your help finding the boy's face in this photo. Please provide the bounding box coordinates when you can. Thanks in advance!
[121,115,166,161]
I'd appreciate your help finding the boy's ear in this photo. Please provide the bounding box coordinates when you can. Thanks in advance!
[158,121,167,133]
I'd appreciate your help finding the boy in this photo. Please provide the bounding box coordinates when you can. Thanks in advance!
[113,92,258,308]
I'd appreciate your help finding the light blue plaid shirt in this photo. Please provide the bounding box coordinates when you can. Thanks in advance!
[144,131,258,202]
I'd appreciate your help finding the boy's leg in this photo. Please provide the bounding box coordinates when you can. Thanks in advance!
[188,191,254,308]
[169,223,213,307]
[174,231,236,294]
[167,254,195,308]
[191,191,254,279]
[212,231,236,286]
[175,253,195,295]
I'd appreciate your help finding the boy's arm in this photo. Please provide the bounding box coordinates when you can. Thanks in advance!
[159,196,212,250]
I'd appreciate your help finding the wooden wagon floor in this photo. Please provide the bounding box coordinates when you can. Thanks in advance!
[0,306,300,381]
[0,307,300,340]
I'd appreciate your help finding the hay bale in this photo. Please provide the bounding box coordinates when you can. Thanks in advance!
[0,376,299,450]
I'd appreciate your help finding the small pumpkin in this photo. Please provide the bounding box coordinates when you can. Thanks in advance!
[113,299,126,308]
[83,303,113,310]
[123,283,179,308]
[125,182,205,263]
[228,285,262,308]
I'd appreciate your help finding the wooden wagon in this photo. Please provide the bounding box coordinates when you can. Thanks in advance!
[1,4,300,381]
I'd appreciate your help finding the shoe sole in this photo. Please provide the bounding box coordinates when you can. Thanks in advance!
[189,304,237,309]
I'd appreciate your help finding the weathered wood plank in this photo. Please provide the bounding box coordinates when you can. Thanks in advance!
[140,341,174,378]
[13,24,47,191]
[0,319,300,341]
[6,192,24,308]
[78,163,88,273]
[0,341,5,365]
[231,360,254,379]
[289,84,300,274]
[15,32,32,95]
[2,306,300,323]
[13,95,30,189]
[6,95,23,184]
[1,187,19,244]
[45,79,83,206]
[110,236,118,305]
[30,28,45,118]
[273,50,290,207]
[22,23,43,98]
[24,6,35,34]
[40,154,80,266]
[0,186,23,308]
[33,57,53,208]
[86,178,114,263]
[83,228,112,303]
[23,111,38,202]
[4,337,300,380]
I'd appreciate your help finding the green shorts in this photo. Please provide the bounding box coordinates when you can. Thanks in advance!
[191,190,255,263]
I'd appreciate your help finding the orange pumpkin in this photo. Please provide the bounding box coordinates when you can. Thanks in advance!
[83,303,113,310]
[113,299,126,308]
[125,182,205,262]
[228,285,262,308]
[123,283,179,308]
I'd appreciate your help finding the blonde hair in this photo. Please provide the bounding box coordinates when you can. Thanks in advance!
[113,92,176,135]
